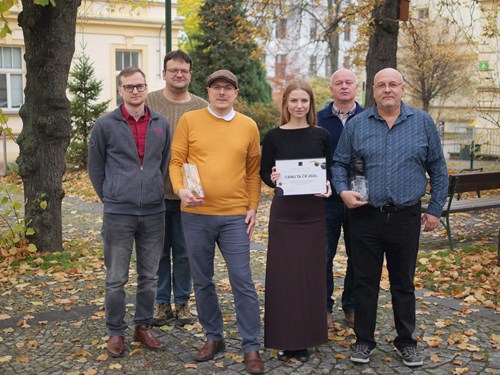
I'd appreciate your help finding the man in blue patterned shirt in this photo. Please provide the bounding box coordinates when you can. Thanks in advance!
[332,68,448,367]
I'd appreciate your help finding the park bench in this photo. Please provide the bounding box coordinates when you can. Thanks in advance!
[421,171,500,251]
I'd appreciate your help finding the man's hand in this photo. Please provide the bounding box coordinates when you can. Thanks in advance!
[245,209,257,238]
[421,213,440,232]
[339,190,369,209]
[178,188,204,208]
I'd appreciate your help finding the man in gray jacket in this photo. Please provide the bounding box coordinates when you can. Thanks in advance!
[88,67,171,358]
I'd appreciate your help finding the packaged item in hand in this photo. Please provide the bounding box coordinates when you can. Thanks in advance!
[351,175,368,201]
[182,163,205,200]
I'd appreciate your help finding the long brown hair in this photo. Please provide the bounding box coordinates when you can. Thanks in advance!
[280,79,317,126]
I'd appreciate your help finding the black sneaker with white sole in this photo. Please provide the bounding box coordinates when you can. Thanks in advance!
[397,346,423,367]
[350,344,374,364]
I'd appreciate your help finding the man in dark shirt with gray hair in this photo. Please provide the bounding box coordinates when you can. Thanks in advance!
[333,68,448,367]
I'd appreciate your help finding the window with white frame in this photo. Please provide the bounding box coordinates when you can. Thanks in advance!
[115,50,141,105]
[344,23,351,42]
[418,8,429,19]
[0,46,24,110]
[309,56,317,75]
[310,18,318,40]
[275,54,287,79]
[276,19,287,39]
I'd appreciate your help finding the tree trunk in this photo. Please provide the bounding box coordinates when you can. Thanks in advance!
[422,98,430,112]
[327,0,339,74]
[364,0,400,108]
[328,33,339,74]
[17,0,81,252]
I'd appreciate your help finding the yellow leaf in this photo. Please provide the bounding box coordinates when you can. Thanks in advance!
[28,244,37,253]
[16,355,29,363]
[27,340,38,349]
[452,368,469,374]
[96,354,108,361]
[0,314,11,320]
[435,319,451,328]
[40,200,47,209]
[215,361,224,368]
[75,348,91,356]
[334,353,346,359]
[108,363,122,369]
[184,363,198,369]
[0,355,12,363]
[129,349,142,356]
[423,336,442,347]
[159,325,174,331]
[430,354,441,362]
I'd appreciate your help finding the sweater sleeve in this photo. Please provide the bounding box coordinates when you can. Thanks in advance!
[246,124,262,210]
[88,120,106,201]
[169,114,189,196]
[260,129,275,188]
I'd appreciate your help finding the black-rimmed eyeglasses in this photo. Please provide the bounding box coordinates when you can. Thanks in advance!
[122,84,147,93]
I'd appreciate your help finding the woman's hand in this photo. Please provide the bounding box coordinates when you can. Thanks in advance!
[315,180,332,198]
[270,166,281,185]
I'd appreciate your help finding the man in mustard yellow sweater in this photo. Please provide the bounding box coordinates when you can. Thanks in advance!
[169,70,264,374]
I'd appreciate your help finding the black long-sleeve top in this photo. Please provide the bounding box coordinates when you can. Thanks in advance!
[260,126,333,189]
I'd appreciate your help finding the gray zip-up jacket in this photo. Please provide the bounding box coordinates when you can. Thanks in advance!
[88,105,171,215]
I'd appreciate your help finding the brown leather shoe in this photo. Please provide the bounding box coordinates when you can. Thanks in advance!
[344,309,355,328]
[244,351,264,374]
[194,339,225,361]
[107,335,125,358]
[134,325,164,350]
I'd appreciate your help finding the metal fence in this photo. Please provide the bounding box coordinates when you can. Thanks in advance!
[442,125,500,160]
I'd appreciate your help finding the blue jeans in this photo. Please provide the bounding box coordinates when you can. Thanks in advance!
[156,199,192,304]
[325,200,355,313]
[102,212,165,336]
[181,213,261,353]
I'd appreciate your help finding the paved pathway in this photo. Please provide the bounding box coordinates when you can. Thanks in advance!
[1,177,499,374]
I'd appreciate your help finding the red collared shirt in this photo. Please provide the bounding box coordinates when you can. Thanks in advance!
[121,105,150,165]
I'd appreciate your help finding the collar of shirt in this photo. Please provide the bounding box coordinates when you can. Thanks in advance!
[120,104,149,122]
[332,103,357,125]
[208,105,236,121]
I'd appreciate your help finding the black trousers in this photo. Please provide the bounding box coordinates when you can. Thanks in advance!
[349,202,421,349]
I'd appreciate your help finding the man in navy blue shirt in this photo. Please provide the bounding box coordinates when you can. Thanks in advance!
[318,69,363,329]
[333,68,448,367]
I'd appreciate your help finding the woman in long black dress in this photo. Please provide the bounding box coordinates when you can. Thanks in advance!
[260,79,333,362]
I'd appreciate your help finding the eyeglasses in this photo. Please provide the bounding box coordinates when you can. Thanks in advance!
[166,68,191,75]
[374,82,403,90]
[122,84,147,93]
[210,84,236,92]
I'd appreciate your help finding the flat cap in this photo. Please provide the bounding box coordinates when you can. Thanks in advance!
[207,69,238,89]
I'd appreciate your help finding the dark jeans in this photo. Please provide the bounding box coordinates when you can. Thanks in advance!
[156,199,192,305]
[181,213,261,353]
[102,212,165,336]
[349,203,421,349]
[325,200,355,313]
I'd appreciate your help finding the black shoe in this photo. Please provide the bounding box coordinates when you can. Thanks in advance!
[277,350,293,361]
[294,349,309,362]
[277,349,309,362]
